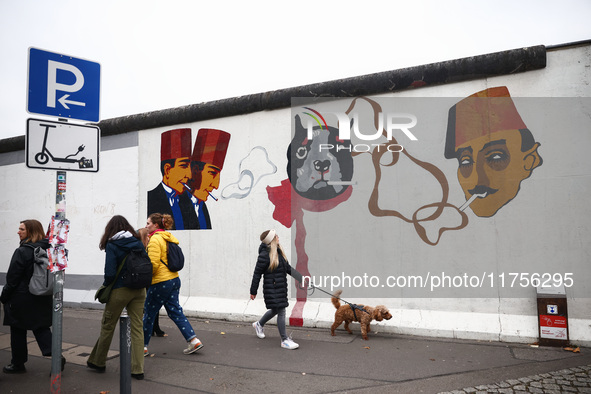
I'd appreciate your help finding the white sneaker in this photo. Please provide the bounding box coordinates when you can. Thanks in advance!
[183,339,204,354]
[253,321,265,339]
[281,338,299,350]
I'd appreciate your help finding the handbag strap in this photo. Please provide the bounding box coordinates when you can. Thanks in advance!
[106,254,128,288]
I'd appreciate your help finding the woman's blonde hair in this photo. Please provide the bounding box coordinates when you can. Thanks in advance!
[260,230,287,271]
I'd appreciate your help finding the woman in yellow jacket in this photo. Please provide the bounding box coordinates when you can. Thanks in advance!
[142,213,203,356]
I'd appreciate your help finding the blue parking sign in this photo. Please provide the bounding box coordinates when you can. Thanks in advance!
[27,48,101,122]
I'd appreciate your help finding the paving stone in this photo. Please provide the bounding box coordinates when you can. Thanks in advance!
[561,387,578,392]
[553,369,572,375]
[444,364,591,393]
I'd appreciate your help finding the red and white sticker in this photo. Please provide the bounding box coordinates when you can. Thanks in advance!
[540,315,567,339]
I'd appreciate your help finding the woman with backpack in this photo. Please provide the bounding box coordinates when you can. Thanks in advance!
[138,228,167,338]
[0,219,64,374]
[142,213,203,356]
[87,215,146,380]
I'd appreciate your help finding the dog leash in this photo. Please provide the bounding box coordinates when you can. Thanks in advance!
[302,282,370,316]
[290,267,369,317]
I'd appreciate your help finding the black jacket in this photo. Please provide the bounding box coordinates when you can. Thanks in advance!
[1,239,52,330]
[250,243,300,309]
[103,234,146,289]
[147,183,201,230]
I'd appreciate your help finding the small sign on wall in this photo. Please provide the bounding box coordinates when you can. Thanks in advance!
[547,305,558,315]
[539,315,567,339]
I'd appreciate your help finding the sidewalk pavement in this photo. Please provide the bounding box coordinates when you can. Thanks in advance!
[0,307,589,394]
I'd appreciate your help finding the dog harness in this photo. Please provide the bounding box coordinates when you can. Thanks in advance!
[349,303,369,321]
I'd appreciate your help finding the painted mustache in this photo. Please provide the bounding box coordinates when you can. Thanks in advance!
[468,185,498,196]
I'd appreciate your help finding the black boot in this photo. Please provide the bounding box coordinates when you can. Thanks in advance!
[3,364,26,374]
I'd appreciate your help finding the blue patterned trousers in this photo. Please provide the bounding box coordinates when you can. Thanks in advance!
[143,277,196,346]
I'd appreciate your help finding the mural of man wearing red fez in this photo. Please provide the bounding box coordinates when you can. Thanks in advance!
[445,86,543,217]
[147,128,198,230]
[186,128,231,230]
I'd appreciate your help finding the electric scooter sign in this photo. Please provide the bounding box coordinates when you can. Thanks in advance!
[27,47,101,122]
[26,118,100,172]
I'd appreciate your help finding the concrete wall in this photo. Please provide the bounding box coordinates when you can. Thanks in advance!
[1,43,590,345]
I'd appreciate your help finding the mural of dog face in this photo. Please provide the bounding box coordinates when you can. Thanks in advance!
[287,115,354,200]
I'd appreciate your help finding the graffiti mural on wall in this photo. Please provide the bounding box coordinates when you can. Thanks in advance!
[272,86,544,324]
[353,96,469,246]
[142,86,545,322]
[287,114,354,200]
[147,128,231,230]
[221,146,277,200]
[445,86,543,217]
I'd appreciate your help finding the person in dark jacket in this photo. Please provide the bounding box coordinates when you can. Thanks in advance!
[1,219,64,374]
[249,229,302,350]
[87,215,146,380]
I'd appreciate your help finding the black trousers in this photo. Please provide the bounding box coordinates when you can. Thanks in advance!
[10,325,52,365]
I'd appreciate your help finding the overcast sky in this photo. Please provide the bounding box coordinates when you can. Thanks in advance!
[0,0,589,140]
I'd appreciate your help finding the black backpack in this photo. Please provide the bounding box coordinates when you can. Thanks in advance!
[120,249,153,288]
[161,242,184,272]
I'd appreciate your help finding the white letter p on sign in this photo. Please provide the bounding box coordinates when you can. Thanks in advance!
[47,60,85,108]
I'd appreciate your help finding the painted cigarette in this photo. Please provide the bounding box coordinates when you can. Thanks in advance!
[208,192,218,201]
[327,181,357,186]
[182,183,192,192]
[459,192,488,212]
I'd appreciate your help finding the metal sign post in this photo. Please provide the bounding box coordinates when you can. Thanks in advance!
[50,171,67,393]
[25,48,100,393]
[120,309,132,393]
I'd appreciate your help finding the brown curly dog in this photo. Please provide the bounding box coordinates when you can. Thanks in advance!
[330,290,392,340]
